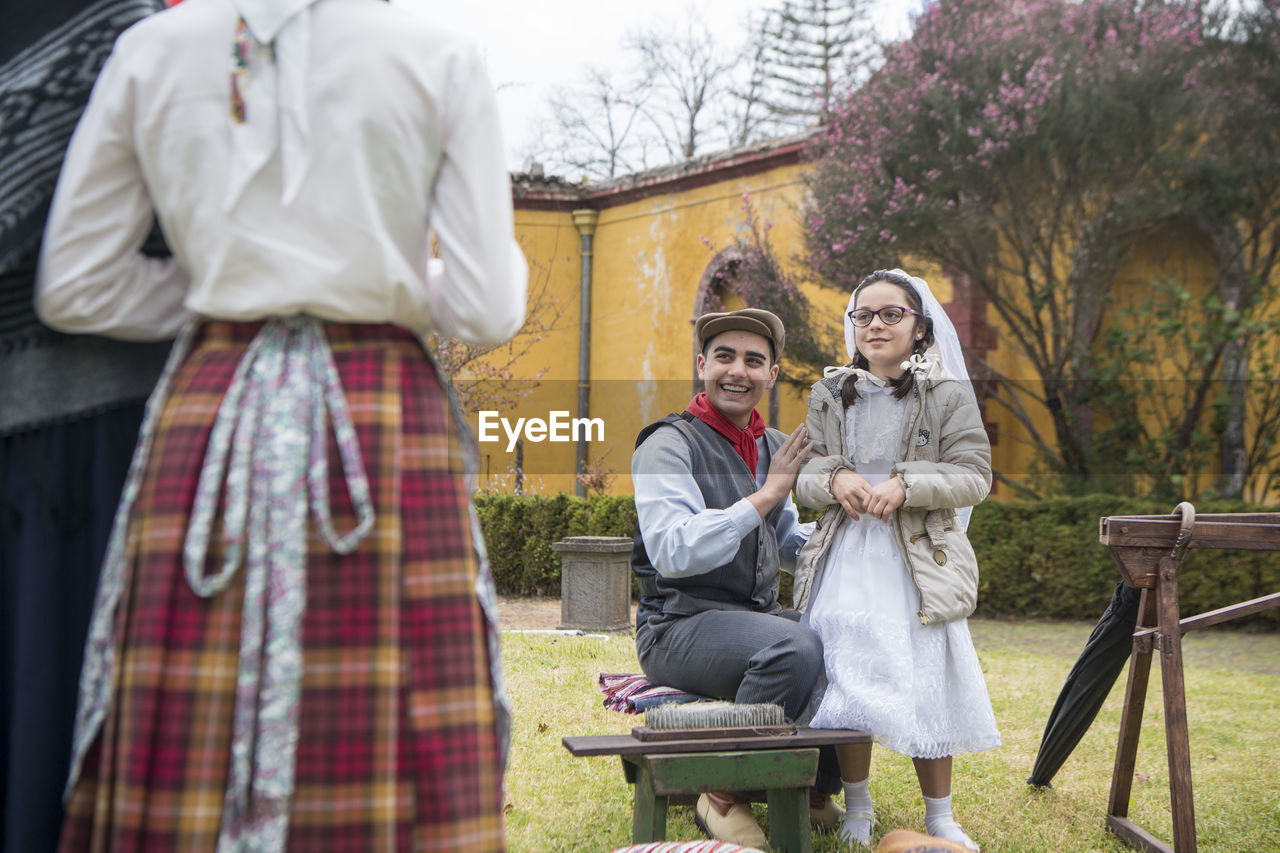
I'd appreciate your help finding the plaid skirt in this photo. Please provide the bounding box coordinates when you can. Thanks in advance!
[60,319,507,852]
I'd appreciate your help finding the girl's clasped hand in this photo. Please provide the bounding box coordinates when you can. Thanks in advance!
[830,468,904,522]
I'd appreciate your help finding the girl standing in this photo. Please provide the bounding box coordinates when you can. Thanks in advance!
[793,269,1000,850]
[35,0,526,849]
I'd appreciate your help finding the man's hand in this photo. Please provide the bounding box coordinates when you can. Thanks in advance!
[748,423,811,520]
[863,474,905,522]
[831,468,872,520]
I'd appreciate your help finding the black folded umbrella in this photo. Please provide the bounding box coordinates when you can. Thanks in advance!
[1027,581,1142,787]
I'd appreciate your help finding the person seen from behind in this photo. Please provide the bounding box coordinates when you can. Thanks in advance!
[35,0,526,848]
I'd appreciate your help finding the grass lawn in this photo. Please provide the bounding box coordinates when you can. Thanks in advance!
[499,619,1280,852]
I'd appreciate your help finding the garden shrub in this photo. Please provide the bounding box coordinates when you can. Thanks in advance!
[581,494,638,537]
[475,494,636,595]
[476,493,1279,627]
[969,494,1277,627]
[475,494,585,595]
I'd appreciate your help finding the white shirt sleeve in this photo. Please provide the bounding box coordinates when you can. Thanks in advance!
[633,427,773,578]
[774,498,813,570]
[425,46,527,345]
[35,45,191,341]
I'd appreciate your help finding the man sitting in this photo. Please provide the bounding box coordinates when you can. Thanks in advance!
[630,308,842,847]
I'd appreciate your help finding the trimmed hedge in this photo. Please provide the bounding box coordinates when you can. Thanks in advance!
[476,493,1278,627]
[968,495,1279,628]
[475,494,636,596]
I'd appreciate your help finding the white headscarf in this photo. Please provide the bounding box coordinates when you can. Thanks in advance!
[840,268,980,529]
[224,0,322,210]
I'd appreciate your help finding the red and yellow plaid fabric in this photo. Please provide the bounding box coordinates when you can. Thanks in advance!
[61,321,504,852]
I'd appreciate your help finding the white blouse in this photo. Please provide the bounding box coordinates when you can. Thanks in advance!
[36,0,527,344]
[846,373,908,465]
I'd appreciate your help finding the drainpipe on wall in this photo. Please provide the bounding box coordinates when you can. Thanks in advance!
[572,209,599,498]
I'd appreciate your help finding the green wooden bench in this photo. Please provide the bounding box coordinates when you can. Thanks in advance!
[563,728,870,853]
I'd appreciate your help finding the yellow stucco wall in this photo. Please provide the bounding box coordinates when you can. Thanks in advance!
[974,228,1223,498]
[466,208,581,494]
[468,154,1237,499]
[469,160,846,495]
[587,164,846,494]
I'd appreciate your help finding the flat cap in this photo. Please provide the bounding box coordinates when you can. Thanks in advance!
[694,308,785,360]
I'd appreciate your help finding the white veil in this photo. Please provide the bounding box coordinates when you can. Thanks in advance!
[842,268,979,530]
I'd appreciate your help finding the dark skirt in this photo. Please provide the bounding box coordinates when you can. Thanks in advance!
[2,403,147,853]
[59,320,505,852]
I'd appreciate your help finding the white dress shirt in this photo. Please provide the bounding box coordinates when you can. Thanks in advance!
[36,0,527,343]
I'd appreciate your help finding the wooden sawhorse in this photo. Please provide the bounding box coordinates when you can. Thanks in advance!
[563,728,869,853]
[1099,503,1280,852]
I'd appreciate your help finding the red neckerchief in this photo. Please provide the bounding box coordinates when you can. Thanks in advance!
[684,392,766,474]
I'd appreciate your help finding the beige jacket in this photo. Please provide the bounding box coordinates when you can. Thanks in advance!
[793,362,991,623]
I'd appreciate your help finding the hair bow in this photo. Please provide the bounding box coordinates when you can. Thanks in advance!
[900,353,931,376]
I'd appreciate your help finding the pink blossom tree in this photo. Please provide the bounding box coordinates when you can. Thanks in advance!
[803,0,1228,493]
[703,196,837,398]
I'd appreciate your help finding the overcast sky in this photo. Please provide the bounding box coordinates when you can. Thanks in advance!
[393,0,920,168]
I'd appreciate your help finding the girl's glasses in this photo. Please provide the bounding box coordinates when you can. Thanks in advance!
[848,306,922,327]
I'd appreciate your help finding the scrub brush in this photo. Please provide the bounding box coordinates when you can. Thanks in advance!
[632,701,795,741]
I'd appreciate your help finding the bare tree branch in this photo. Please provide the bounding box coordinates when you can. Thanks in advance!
[626,12,738,160]
[530,65,655,180]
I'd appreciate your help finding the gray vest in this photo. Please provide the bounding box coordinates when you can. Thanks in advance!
[632,413,785,626]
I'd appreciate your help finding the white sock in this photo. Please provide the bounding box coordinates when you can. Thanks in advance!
[839,778,873,845]
[924,794,979,850]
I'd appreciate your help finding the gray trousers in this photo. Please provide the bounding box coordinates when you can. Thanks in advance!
[636,607,840,793]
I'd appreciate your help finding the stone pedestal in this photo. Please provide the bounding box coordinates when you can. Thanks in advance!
[552,536,633,631]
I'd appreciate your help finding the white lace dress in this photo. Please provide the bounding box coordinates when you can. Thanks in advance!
[806,375,1001,758]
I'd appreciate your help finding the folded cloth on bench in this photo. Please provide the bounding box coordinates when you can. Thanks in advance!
[598,673,707,714]
[611,843,763,853]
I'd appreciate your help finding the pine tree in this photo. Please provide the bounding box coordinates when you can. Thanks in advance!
[754,0,878,130]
